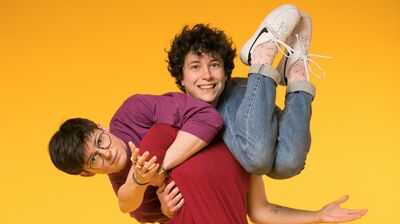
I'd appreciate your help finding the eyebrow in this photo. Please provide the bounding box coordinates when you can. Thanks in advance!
[86,132,100,166]
[186,57,222,65]
[186,59,201,65]
[93,132,99,147]
[210,59,222,63]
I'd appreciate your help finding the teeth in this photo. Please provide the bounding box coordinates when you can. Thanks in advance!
[198,84,215,89]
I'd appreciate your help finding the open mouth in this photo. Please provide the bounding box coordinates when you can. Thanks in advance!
[198,84,216,90]
[110,150,118,165]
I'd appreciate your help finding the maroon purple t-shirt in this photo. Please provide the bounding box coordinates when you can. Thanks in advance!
[108,92,224,222]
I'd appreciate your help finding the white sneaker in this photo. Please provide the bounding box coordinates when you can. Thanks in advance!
[240,4,301,66]
[277,12,330,85]
[277,12,312,85]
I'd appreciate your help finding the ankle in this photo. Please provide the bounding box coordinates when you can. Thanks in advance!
[287,60,308,83]
[251,42,278,65]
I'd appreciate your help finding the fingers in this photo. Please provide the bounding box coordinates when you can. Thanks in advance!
[137,151,150,167]
[157,183,166,194]
[128,141,136,150]
[132,153,160,185]
[164,181,177,195]
[333,195,349,206]
[141,156,158,171]
[171,198,185,212]
[342,210,368,222]
[134,155,158,174]
[156,180,184,217]
[157,181,178,197]
[169,192,184,208]
[346,209,368,216]
[146,163,160,177]
[130,142,139,163]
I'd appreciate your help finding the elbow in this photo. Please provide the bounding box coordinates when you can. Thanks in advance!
[248,208,274,224]
[248,214,258,223]
[162,159,174,171]
[118,198,139,213]
[212,110,224,129]
[119,202,131,213]
[248,211,265,224]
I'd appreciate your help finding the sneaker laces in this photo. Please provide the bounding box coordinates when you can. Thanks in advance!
[251,33,294,59]
[290,34,331,81]
[272,36,295,58]
[266,23,296,57]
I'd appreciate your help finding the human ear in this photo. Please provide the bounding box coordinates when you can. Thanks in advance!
[79,171,96,177]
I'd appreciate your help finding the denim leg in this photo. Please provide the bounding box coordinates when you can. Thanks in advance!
[218,72,313,178]
[268,91,313,179]
[218,74,279,175]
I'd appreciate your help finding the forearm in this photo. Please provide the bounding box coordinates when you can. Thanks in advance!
[162,130,207,170]
[117,171,148,213]
[250,203,320,224]
[248,176,367,224]
[248,175,321,224]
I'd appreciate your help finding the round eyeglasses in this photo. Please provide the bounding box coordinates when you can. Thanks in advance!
[87,129,112,169]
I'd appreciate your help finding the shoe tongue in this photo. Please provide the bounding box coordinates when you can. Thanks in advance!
[288,33,310,55]
[298,34,310,49]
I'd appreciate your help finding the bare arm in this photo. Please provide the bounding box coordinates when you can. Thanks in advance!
[247,175,368,224]
[117,143,165,213]
[162,130,207,170]
[116,93,223,171]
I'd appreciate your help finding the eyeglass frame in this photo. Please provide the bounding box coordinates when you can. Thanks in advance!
[86,128,113,170]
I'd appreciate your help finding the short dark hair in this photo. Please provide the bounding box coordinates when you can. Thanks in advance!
[49,118,98,175]
[167,23,236,91]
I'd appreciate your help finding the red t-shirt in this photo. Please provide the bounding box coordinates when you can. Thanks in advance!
[137,124,250,223]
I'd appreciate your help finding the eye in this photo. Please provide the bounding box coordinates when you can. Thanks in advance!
[190,64,200,70]
[97,135,104,147]
[90,153,99,163]
[210,62,221,69]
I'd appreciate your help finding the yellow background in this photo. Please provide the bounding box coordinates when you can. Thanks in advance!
[1,0,398,223]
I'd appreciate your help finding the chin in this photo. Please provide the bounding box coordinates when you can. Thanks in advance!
[199,95,216,102]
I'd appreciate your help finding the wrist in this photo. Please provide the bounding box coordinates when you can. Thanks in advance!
[157,166,168,177]
[132,173,149,186]
[313,210,322,223]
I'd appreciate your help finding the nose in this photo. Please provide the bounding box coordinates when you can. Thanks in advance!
[98,148,113,160]
[201,67,212,80]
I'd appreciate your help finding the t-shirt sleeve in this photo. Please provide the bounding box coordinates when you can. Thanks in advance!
[115,92,223,144]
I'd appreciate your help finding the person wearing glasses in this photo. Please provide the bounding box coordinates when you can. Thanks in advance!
[49,92,224,223]
[49,4,367,223]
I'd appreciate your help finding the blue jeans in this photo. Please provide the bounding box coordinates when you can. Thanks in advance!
[217,67,314,179]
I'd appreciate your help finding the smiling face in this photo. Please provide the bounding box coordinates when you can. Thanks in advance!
[82,128,128,175]
[181,51,227,106]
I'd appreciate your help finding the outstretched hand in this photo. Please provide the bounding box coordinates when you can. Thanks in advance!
[129,141,163,186]
[318,195,368,223]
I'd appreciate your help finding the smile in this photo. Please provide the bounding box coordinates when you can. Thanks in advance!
[198,84,216,89]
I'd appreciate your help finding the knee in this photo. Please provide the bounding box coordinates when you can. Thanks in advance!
[241,154,272,175]
[268,158,306,179]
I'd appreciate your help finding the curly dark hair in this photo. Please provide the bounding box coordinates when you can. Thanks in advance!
[167,24,236,92]
[49,118,98,175]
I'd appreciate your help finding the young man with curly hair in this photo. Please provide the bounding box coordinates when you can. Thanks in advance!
[166,19,313,179]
